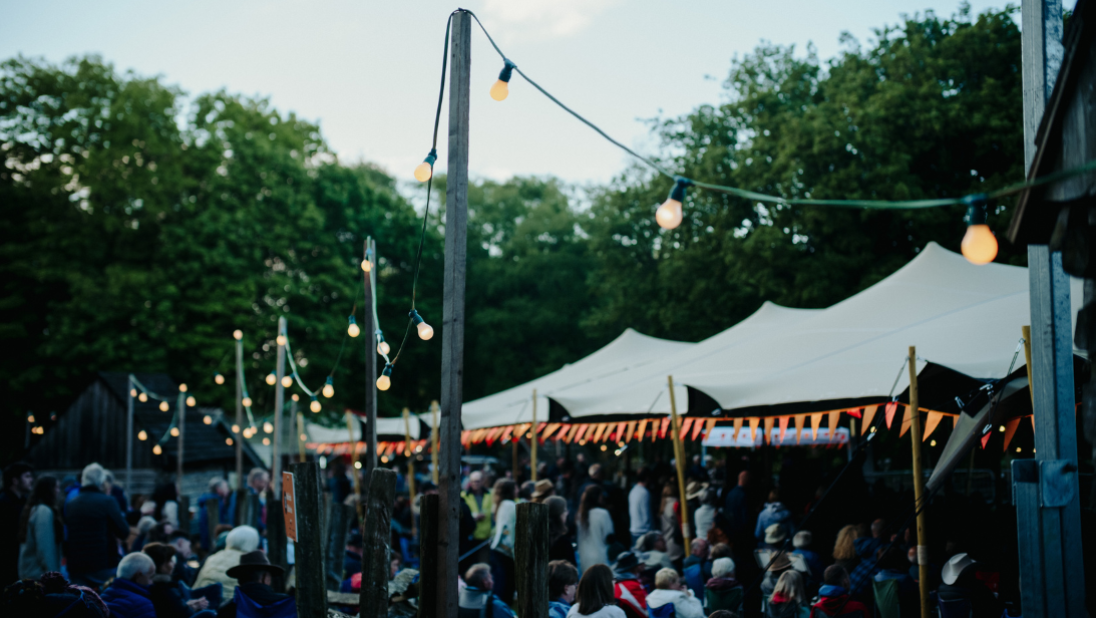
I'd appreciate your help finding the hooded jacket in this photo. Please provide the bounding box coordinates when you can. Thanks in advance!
[101,578,157,618]
[753,502,794,542]
[646,589,705,618]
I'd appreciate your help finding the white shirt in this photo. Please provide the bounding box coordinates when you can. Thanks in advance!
[491,499,516,557]
[628,484,651,536]
[567,603,627,618]
[576,507,614,573]
[646,589,705,618]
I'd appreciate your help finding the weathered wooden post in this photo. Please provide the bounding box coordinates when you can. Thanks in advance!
[515,502,549,618]
[418,494,439,618]
[293,461,327,617]
[273,317,288,499]
[126,374,134,493]
[666,376,690,547]
[363,238,378,484]
[907,347,930,618]
[176,388,186,489]
[235,332,244,491]
[267,490,288,593]
[204,498,220,552]
[325,501,353,590]
[360,468,396,618]
[437,11,472,618]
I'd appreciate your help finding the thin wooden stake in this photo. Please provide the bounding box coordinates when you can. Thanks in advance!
[346,411,363,520]
[403,407,417,539]
[363,238,378,482]
[235,337,244,491]
[430,400,440,485]
[667,376,690,547]
[908,347,930,618]
[273,316,287,499]
[531,389,538,481]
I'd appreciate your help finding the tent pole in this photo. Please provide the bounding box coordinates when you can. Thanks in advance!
[667,376,690,548]
[531,389,538,482]
[908,347,930,618]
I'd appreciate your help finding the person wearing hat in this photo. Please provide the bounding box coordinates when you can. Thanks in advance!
[216,551,294,618]
[634,531,674,572]
[755,491,793,547]
[760,549,793,599]
[532,479,555,504]
[610,551,647,618]
[937,553,1002,618]
[791,530,824,583]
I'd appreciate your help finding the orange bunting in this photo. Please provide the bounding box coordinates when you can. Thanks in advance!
[763,417,775,445]
[636,419,648,442]
[659,417,672,439]
[704,418,717,441]
[862,405,879,434]
[591,423,607,443]
[794,415,804,444]
[615,422,627,443]
[1002,417,1021,452]
[542,423,560,441]
[732,417,744,442]
[625,421,637,442]
[485,427,503,446]
[680,417,694,440]
[691,418,705,441]
[748,417,761,442]
[884,402,898,429]
[574,424,591,443]
[778,416,790,444]
[827,411,840,442]
[922,412,943,442]
[899,406,912,437]
[499,426,514,444]
[810,413,823,441]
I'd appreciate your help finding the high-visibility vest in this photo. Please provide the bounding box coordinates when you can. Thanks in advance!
[462,490,494,540]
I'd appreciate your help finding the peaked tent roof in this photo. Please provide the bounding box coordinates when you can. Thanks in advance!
[460,328,694,430]
[675,242,1082,415]
[549,302,821,419]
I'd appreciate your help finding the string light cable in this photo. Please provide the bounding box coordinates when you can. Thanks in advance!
[456,9,1096,260]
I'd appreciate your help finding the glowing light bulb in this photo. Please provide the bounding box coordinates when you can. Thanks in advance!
[381,456,389,464]
[322,377,334,398]
[266,372,276,386]
[276,334,287,346]
[214,373,225,385]
[490,60,515,101]
[242,396,253,408]
[130,389,138,398]
[361,258,372,272]
[263,438,270,446]
[226,438,234,446]
[264,422,274,434]
[348,315,361,338]
[378,340,390,355]
[233,329,243,340]
[291,393,299,401]
[300,433,308,441]
[656,178,690,230]
[27,415,35,423]
[999,425,1006,433]
[153,444,163,455]
[138,430,148,441]
[281,375,293,388]
[179,383,188,393]
[170,427,179,437]
[232,424,240,434]
[377,364,393,391]
[961,199,997,265]
[159,401,169,412]
[203,415,212,425]
[930,439,937,447]
[414,150,437,182]
[186,396,196,407]
[410,309,433,340]
[139,393,148,403]
[354,461,362,470]
[310,397,321,413]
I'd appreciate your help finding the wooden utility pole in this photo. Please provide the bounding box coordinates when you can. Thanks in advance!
[907,347,930,618]
[531,389,538,481]
[363,238,378,482]
[430,400,440,485]
[273,316,287,499]
[666,376,690,547]
[436,10,471,618]
[418,494,439,618]
[126,374,134,491]
[292,461,327,618]
[360,468,396,618]
[235,334,244,490]
[176,389,186,489]
[515,503,549,618]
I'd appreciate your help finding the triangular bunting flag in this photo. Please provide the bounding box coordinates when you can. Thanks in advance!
[591,423,607,443]
[625,421,637,442]
[810,413,823,441]
[862,405,879,434]
[827,410,840,442]
[691,418,705,441]
[659,416,672,439]
[922,413,943,442]
[573,424,590,443]
[899,406,912,437]
[794,415,804,444]
[614,422,627,443]
[704,418,717,441]
[980,427,991,449]
[777,416,790,444]
[763,417,775,445]
[885,401,898,429]
[680,417,694,441]
[732,417,743,442]
[1002,417,1021,452]
[499,426,514,444]
[847,408,862,419]
[636,419,648,443]
[748,417,761,442]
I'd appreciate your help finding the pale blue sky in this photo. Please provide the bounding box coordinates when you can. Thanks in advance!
[2,1,1011,185]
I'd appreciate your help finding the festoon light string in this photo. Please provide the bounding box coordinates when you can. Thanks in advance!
[404,9,1096,267]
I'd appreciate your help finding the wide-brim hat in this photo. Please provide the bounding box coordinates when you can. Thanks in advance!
[686,481,708,500]
[612,551,640,572]
[764,523,787,545]
[767,551,792,572]
[941,552,975,586]
[531,480,555,500]
[226,550,284,579]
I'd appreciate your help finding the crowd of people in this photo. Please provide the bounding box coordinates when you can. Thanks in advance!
[0,448,1012,618]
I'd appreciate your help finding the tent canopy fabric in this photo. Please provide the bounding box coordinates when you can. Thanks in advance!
[308,414,421,442]
[460,328,694,430]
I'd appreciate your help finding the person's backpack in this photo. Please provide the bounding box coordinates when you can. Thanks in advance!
[648,602,676,618]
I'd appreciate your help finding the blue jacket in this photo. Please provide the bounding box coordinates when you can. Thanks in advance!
[549,600,570,618]
[197,492,237,550]
[753,502,794,542]
[101,578,157,618]
[792,548,824,581]
[64,486,129,573]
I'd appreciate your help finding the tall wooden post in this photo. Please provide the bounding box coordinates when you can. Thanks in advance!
[437,10,471,618]
[907,347,930,618]
[346,411,364,520]
[666,376,689,547]
[267,499,287,592]
[325,501,353,591]
[297,411,306,463]
[515,502,549,618]
[418,494,439,618]
[235,336,244,490]
[531,389,538,482]
[293,461,327,617]
[126,374,134,492]
[176,390,186,489]
[360,468,396,618]
[403,407,417,538]
[430,400,440,485]
[363,238,378,482]
[273,316,287,499]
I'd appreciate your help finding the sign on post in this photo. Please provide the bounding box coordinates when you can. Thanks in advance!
[282,471,297,542]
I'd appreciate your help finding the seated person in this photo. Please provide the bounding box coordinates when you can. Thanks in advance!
[100,553,157,618]
[646,568,704,618]
[809,565,869,618]
[873,546,917,610]
[791,531,824,584]
[143,542,215,617]
[549,560,579,618]
[937,553,1003,618]
[610,552,647,618]
[458,563,516,618]
[704,557,743,613]
[193,526,260,605]
[216,551,295,618]
[168,531,200,586]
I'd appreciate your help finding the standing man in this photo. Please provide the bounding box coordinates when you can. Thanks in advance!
[246,468,270,532]
[0,462,34,588]
[722,471,750,539]
[628,467,652,545]
[198,478,236,551]
[66,463,130,589]
[461,471,493,564]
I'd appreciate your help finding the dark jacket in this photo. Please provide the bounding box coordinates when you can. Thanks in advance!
[101,577,157,618]
[217,581,294,618]
[938,576,1003,618]
[150,574,193,618]
[343,549,362,578]
[197,492,236,551]
[0,488,27,587]
[64,486,129,574]
[809,585,869,617]
[723,486,749,537]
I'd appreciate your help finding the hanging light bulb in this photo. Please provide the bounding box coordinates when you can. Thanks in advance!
[961,197,997,264]
[377,364,393,391]
[138,430,148,441]
[242,396,253,408]
[310,396,321,413]
[179,383,188,393]
[203,415,212,425]
[361,248,373,272]
[291,393,299,402]
[490,60,516,101]
[186,396,197,407]
[264,422,274,434]
[322,376,335,398]
[130,388,138,398]
[348,315,361,338]
[214,373,225,385]
[656,177,691,230]
[170,427,180,437]
[139,393,148,403]
[263,438,271,446]
[226,438,234,446]
[233,329,243,340]
[276,334,287,346]
[281,375,293,388]
[266,372,276,386]
[300,433,308,441]
[376,331,390,356]
[153,444,163,455]
[27,414,35,424]
[159,401,169,412]
[410,309,433,341]
[414,149,438,182]
[232,424,240,434]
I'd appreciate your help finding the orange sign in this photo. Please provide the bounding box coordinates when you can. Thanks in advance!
[282,472,297,542]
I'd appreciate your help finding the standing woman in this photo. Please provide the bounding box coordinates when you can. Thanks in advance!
[547,496,575,564]
[19,475,62,579]
[576,485,614,573]
[659,484,684,565]
[566,564,626,618]
[489,479,518,603]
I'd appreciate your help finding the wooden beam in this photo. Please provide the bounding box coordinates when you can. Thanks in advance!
[360,468,396,618]
[292,462,327,617]
[235,337,244,491]
[515,503,549,618]
[437,10,471,618]
[267,493,287,593]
